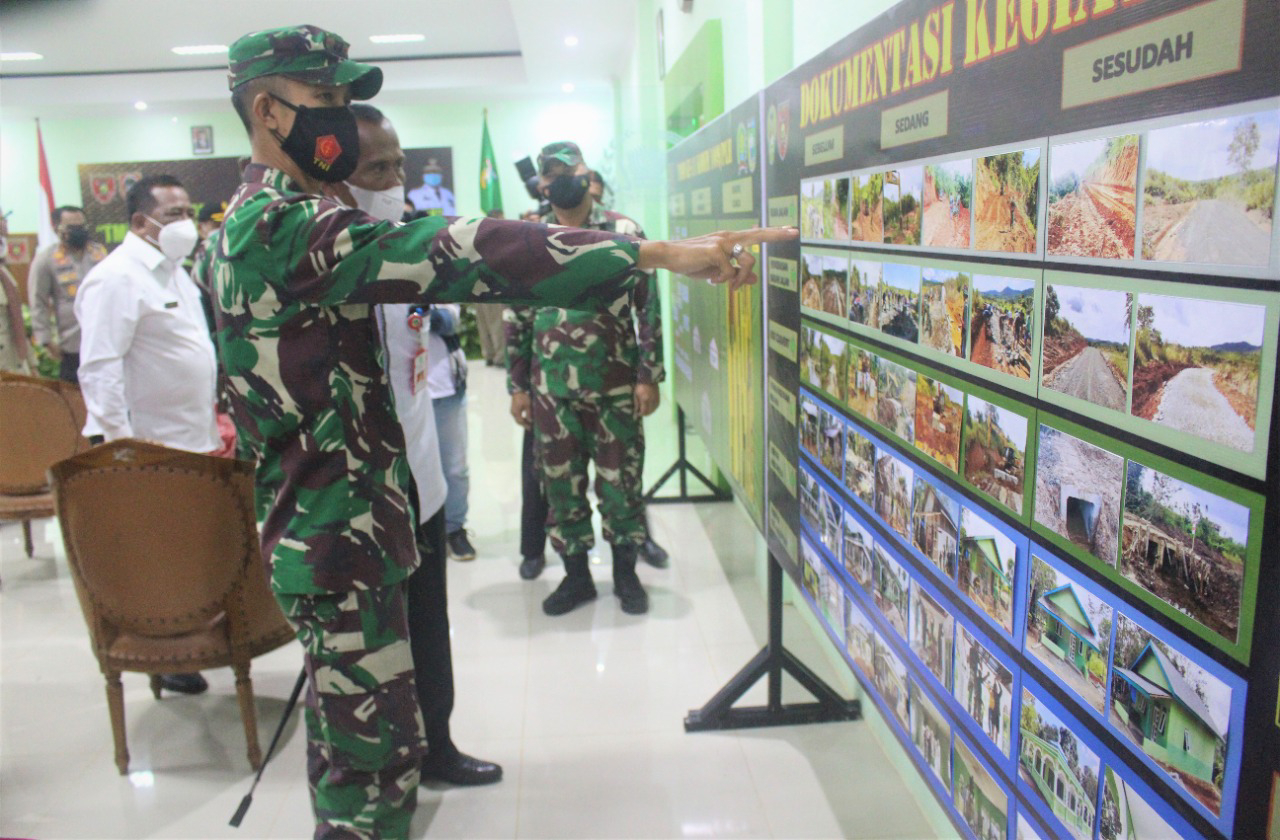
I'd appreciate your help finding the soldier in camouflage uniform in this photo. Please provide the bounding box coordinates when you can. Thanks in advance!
[506,142,662,617]
[213,24,783,840]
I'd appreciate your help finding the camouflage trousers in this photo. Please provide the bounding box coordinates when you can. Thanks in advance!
[276,584,428,840]
[533,390,647,557]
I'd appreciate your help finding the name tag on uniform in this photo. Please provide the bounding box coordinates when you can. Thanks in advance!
[410,347,428,395]
[164,301,179,309]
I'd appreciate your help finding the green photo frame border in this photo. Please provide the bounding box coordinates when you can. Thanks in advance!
[1031,410,1262,664]
[1039,270,1279,480]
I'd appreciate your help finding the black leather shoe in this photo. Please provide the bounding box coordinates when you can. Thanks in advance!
[421,751,503,786]
[519,553,546,580]
[159,673,208,695]
[639,537,669,568]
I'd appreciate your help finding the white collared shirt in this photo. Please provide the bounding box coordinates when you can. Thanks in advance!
[377,304,446,522]
[75,231,219,453]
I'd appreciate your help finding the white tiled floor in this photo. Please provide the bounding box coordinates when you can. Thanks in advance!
[0,363,936,839]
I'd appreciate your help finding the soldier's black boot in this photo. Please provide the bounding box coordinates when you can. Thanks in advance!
[542,553,596,616]
[612,543,649,615]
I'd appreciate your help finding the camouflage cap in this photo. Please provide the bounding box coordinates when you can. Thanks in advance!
[538,141,584,174]
[227,25,383,100]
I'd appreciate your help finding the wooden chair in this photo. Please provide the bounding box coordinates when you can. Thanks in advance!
[0,372,87,558]
[49,439,297,774]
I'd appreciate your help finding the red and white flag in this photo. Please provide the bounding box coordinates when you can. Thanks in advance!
[36,120,57,248]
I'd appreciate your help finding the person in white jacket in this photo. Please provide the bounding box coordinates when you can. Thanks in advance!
[333,102,501,786]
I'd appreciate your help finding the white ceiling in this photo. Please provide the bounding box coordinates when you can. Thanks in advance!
[0,0,639,118]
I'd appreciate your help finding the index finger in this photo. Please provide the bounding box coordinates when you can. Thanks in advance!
[728,226,800,248]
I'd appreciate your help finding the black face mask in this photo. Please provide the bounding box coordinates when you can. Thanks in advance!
[546,173,590,209]
[269,94,360,183]
[63,224,92,248]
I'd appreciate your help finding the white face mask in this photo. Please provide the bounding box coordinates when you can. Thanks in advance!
[346,182,406,223]
[145,216,199,262]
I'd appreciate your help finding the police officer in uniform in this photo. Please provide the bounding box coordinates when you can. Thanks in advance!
[214,24,788,838]
[28,205,107,383]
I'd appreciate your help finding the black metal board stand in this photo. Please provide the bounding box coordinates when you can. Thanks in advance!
[645,406,733,504]
[685,552,861,731]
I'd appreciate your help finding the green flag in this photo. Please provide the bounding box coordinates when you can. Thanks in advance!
[479,110,502,214]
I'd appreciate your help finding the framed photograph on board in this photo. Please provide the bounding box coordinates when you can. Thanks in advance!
[191,125,213,156]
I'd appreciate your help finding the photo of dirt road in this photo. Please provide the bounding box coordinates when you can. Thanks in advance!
[924,160,972,248]
[1132,293,1264,453]
[1048,134,1139,259]
[801,252,848,318]
[847,259,879,328]
[1142,111,1278,267]
[969,274,1034,380]
[851,173,885,242]
[921,267,969,357]
[914,375,963,471]
[963,396,1028,515]
[871,262,921,343]
[1121,461,1249,643]
[801,176,852,241]
[1034,424,1124,565]
[975,148,1041,253]
[1041,284,1131,411]
[884,167,923,245]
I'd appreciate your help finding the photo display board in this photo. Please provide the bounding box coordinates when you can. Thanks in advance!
[667,95,768,529]
[78,147,453,250]
[753,1,1280,838]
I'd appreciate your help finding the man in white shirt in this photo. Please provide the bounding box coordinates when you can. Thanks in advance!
[75,174,219,696]
[334,103,501,786]
[76,174,219,454]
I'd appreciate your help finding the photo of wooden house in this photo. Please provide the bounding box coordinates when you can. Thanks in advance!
[912,476,960,576]
[843,511,874,590]
[845,596,878,676]
[873,637,910,730]
[874,547,910,640]
[910,584,954,689]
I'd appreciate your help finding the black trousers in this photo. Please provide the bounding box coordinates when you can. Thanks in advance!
[520,428,549,558]
[59,351,80,385]
[406,505,455,753]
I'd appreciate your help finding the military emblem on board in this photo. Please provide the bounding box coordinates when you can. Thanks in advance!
[90,176,117,205]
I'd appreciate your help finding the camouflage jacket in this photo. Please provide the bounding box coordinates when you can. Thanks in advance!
[505,203,663,400]
[211,164,641,594]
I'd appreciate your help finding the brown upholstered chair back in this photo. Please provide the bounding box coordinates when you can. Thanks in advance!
[0,372,83,494]
[51,440,261,638]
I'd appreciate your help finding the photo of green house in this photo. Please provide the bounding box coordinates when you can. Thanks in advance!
[1036,584,1100,675]
[1099,765,1180,840]
[1109,614,1231,816]
[1026,555,1112,714]
[1111,643,1223,782]
[957,506,1017,633]
[1019,688,1100,840]
[954,737,1008,840]
[1020,730,1096,839]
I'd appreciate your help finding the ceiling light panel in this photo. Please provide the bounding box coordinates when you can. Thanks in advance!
[369,34,425,44]
[1,52,44,61]
[171,45,228,55]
